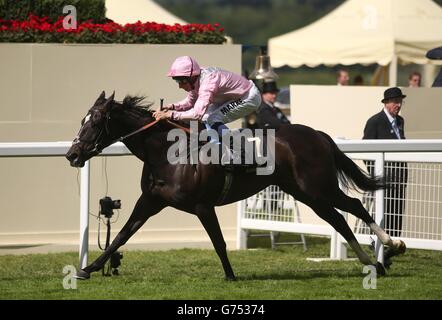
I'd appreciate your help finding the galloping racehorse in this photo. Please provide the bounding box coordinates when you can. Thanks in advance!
[66,91,406,280]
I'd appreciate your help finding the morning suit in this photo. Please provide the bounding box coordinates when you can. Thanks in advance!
[363,110,408,237]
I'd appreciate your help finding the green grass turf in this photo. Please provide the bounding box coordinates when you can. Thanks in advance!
[0,236,441,300]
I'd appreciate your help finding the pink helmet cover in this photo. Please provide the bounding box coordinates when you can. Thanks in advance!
[167,56,201,77]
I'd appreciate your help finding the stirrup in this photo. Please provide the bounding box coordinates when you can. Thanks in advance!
[220,146,241,165]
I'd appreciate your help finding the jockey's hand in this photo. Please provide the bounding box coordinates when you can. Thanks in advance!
[162,104,174,111]
[153,110,172,120]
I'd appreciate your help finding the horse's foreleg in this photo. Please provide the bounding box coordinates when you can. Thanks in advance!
[195,205,236,281]
[77,194,164,279]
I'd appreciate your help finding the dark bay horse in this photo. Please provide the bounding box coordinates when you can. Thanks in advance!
[66,91,406,280]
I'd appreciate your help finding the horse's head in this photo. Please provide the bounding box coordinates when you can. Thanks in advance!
[66,91,116,167]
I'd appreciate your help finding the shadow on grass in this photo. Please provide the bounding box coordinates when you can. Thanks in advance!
[235,262,413,282]
[0,244,48,250]
[238,268,364,281]
[235,269,412,282]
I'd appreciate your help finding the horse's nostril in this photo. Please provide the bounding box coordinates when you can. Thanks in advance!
[66,152,78,162]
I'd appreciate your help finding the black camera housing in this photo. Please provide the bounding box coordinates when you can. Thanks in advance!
[99,196,121,218]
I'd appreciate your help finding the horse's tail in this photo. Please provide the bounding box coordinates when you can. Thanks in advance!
[317,131,385,192]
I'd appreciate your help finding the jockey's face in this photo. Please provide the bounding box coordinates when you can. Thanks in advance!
[174,76,197,92]
[178,80,193,92]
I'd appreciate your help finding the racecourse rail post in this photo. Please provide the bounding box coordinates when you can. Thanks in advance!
[374,153,385,264]
[79,160,90,269]
[236,198,248,249]
[336,182,348,259]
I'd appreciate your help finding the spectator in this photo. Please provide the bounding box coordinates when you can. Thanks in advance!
[363,87,408,266]
[353,75,364,85]
[254,81,290,129]
[363,87,408,235]
[336,69,349,86]
[408,71,422,87]
[245,81,291,247]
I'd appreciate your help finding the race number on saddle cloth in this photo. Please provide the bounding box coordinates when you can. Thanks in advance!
[164,56,261,139]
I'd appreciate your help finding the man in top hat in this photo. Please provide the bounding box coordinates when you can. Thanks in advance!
[363,87,408,267]
[364,87,406,140]
[253,81,290,129]
[244,80,291,246]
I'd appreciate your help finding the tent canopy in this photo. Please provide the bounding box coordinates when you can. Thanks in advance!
[268,0,442,68]
[105,0,187,25]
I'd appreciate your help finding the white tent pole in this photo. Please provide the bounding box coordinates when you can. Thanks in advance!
[423,64,437,88]
[389,54,398,87]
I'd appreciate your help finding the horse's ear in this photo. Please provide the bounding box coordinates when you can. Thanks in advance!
[104,91,115,110]
[94,91,106,105]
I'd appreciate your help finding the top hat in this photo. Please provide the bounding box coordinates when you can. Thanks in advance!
[381,87,406,103]
[426,46,442,60]
[261,81,280,94]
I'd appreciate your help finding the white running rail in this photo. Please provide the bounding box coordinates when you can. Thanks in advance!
[1,140,442,267]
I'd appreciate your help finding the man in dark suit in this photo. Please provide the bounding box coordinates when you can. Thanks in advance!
[255,81,290,129]
[363,87,408,240]
[244,81,292,247]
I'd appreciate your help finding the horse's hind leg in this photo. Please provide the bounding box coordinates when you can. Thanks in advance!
[308,201,386,275]
[195,205,236,281]
[77,194,164,279]
[332,191,406,256]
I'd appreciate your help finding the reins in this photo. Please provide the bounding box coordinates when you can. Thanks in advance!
[166,119,191,134]
[109,118,161,145]
[108,118,191,146]
[88,99,193,155]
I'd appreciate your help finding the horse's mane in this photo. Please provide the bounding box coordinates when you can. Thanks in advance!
[120,95,154,117]
[118,94,194,131]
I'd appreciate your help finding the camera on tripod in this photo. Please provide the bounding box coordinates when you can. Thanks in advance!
[99,196,121,218]
[98,196,123,276]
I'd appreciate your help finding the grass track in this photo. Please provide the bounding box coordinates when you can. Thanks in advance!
[0,236,441,300]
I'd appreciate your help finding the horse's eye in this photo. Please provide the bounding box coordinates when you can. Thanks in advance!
[91,111,102,124]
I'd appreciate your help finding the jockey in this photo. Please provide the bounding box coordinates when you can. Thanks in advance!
[153,56,262,142]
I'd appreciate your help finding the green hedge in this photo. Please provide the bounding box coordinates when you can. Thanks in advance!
[0,0,106,23]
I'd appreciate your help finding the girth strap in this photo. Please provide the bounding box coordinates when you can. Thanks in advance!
[216,168,234,205]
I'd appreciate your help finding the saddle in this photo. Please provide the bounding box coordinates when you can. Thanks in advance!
[165,120,274,204]
[188,128,272,170]
[164,119,273,171]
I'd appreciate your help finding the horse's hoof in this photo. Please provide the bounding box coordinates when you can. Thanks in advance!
[375,262,386,276]
[74,269,90,280]
[396,240,406,254]
[384,257,393,269]
[225,275,237,281]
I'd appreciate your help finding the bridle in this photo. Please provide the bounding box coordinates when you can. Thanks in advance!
[72,111,114,157]
[73,110,191,156]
